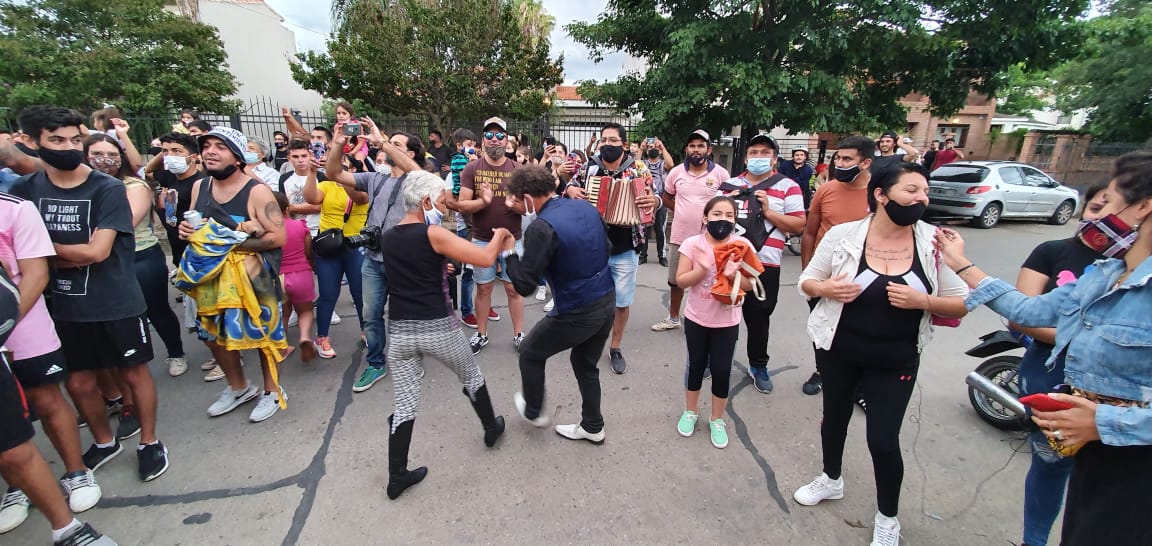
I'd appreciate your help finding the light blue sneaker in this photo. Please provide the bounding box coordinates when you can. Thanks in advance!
[353,365,387,393]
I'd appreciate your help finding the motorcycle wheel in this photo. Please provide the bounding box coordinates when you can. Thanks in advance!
[786,234,802,256]
[968,355,1028,431]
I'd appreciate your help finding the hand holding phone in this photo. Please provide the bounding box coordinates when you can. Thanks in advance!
[1020,393,1076,412]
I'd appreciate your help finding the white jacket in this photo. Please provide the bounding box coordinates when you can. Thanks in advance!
[798,216,969,352]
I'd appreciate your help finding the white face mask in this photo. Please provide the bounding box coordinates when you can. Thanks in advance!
[164,154,190,175]
[423,197,444,226]
[522,195,537,225]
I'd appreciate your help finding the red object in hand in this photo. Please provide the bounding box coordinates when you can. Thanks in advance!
[1020,393,1076,412]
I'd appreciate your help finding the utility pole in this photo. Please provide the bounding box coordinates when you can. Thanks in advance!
[173,0,200,22]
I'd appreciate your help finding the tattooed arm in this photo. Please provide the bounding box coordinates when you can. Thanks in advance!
[238,184,286,251]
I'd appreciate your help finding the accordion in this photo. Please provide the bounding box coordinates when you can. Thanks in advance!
[586,175,654,226]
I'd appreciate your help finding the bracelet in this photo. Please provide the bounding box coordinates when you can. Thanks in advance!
[955,263,976,276]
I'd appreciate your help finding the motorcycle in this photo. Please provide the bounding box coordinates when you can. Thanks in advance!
[965,329,1030,431]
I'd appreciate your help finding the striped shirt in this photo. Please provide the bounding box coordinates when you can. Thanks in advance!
[720,174,805,266]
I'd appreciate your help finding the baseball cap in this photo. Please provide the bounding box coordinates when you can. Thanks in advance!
[686,129,710,145]
[197,126,247,162]
[483,117,508,132]
[880,131,899,141]
[746,133,779,152]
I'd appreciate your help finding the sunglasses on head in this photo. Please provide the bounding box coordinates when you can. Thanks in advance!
[483,131,507,141]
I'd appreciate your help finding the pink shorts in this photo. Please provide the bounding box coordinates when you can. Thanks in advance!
[282,270,316,304]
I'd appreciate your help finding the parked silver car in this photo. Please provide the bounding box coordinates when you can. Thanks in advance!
[926,161,1081,229]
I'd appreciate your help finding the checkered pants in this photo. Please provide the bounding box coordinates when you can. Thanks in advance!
[388,316,485,433]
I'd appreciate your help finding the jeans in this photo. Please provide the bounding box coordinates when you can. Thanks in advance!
[457,227,474,316]
[362,258,389,369]
[315,246,365,337]
[742,266,781,370]
[1018,343,1073,546]
[607,250,638,308]
[135,245,184,358]
[519,293,614,434]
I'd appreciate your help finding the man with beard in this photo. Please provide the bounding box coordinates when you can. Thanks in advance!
[455,117,526,355]
[427,130,452,175]
[564,123,658,374]
[798,136,875,396]
[871,131,920,173]
[651,130,731,336]
[921,140,940,172]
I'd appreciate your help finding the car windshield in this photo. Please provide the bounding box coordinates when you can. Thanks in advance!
[931,165,989,183]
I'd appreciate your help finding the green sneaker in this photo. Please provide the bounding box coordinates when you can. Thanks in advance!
[352,365,387,393]
[709,419,729,449]
[676,410,698,438]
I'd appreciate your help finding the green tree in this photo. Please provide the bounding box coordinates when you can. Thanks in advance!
[292,0,563,132]
[0,0,239,113]
[994,64,1052,116]
[568,0,1087,140]
[1054,0,1152,142]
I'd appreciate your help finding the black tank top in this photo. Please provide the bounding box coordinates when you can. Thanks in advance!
[380,223,453,321]
[194,177,281,272]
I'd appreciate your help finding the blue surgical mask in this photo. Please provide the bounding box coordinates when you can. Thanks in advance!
[423,201,444,226]
[243,151,260,164]
[746,157,774,175]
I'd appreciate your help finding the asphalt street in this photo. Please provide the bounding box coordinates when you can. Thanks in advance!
[8,220,1075,546]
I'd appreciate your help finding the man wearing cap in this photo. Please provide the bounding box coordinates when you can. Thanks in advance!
[10,105,170,481]
[178,126,288,423]
[717,135,805,393]
[564,122,658,374]
[651,129,731,335]
[455,117,526,356]
[871,131,919,173]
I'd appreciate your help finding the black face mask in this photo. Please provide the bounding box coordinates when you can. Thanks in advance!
[505,151,517,161]
[687,154,707,166]
[205,164,239,180]
[39,147,85,171]
[14,141,38,158]
[833,165,860,182]
[706,219,734,240]
[645,149,660,160]
[274,141,286,149]
[599,145,624,163]
[883,199,927,226]
[147,146,163,156]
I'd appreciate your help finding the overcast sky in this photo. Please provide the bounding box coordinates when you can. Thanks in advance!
[263,0,631,85]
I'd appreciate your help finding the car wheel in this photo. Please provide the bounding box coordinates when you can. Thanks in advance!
[1048,200,1075,225]
[972,202,1002,229]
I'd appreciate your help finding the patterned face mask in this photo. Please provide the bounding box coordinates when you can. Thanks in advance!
[1077,210,1138,258]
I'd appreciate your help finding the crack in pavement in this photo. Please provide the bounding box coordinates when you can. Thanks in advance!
[95,344,365,546]
[727,360,797,514]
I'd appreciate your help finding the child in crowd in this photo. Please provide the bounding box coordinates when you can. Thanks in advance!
[674,196,755,449]
[277,192,317,362]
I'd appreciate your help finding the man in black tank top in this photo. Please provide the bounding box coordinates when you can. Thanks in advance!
[178,127,289,423]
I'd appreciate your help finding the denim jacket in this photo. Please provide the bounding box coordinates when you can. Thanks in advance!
[966,256,1152,446]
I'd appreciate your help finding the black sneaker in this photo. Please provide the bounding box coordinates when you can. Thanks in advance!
[855,387,868,413]
[54,521,117,546]
[638,253,647,264]
[104,397,124,416]
[469,333,489,355]
[609,349,627,374]
[116,405,140,440]
[137,442,169,482]
[82,442,123,472]
[802,372,823,395]
[659,257,668,267]
[749,367,774,394]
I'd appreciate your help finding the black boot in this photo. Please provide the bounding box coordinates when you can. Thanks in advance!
[386,415,427,500]
[465,384,505,447]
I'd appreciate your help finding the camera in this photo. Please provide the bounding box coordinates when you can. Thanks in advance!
[646,137,655,145]
[343,121,362,137]
[345,225,382,251]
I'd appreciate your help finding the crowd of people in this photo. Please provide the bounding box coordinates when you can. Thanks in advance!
[0,100,1147,546]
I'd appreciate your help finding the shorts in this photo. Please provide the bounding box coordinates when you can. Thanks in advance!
[0,353,35,453]
[56,315,155,372]
[667,243,681,285]
[608,250,638,308]
[10,348,67,388]
[472,238,524,285]
[282,270,317,304]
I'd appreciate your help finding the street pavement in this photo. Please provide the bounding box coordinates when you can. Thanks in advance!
[9,220,1075,546]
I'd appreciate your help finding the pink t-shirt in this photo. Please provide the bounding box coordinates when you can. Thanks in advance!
[665,162,731,245]
[679,233,753,328]
[280,218,312,274]
[0,194,62,359]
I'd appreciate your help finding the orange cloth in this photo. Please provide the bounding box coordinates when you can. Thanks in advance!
[711,241,765,306]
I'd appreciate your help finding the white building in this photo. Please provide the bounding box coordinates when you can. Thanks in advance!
[165,0,323,111]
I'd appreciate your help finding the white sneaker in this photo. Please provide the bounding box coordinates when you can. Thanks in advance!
[871,512,901,546]
[287,310,298,327]
[543,299,554,312]
[167,356,188,377]
[793,472,845,506]
[513,392,550,428]
[60,470,102,513]
[203,364,225,382]
[249,388,287,423]
[535,285,547,301]
[200,358,217,371]
[329,313,342,325]
[555,423,605,445]
[207,382,259,417]
[0,488,29,533]
[651,316,681,331]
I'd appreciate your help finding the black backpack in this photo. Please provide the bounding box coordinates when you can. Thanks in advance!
[0,265,19,348]
[717,174,787,251]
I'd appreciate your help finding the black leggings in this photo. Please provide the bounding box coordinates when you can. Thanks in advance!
[817,349,917,517]
[135,244,184,358]
[684,318,737,398]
